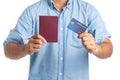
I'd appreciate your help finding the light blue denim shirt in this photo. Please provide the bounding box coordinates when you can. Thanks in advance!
[4,0,111,80]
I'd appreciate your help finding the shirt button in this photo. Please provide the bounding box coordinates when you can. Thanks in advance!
[60,28,63,31]
[60,43,63,45]
[60,57,63,61]
[59,73,62,76]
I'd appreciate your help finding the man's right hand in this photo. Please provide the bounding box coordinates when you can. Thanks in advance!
[26,34,47,55]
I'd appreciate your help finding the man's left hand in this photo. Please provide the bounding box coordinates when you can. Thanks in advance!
[78,32,96,53]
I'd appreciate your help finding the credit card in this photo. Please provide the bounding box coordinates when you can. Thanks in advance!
[68,18,87,34]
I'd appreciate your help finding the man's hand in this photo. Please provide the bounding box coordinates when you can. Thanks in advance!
[26,34,47,55]
[78,32,113,59]
[78,32,96,53]
[4,34,47,60]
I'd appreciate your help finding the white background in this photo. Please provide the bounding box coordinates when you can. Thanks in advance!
[0,0,120,80]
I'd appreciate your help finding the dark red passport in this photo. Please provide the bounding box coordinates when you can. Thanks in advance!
[39,16,58,42]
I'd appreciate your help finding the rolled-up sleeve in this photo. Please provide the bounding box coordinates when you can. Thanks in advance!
[3,7,33,46]
[87,4,111,44]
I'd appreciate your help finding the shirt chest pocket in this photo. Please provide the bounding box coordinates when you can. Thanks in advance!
[69,32,84,48]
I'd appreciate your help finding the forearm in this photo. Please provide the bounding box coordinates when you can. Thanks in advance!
[4,35,46,60]
[92,40,113,59]
[4,42,28,60]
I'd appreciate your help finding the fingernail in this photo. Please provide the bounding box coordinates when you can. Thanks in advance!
[44,40,47,43]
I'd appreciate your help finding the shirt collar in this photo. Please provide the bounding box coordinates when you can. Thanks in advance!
[47,0,54,8]
[47,0,72,10]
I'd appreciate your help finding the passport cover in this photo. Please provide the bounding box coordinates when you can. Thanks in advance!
[39,16,58,42]
[68,18,87,34]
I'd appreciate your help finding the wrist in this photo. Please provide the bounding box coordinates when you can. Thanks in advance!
[24,44,31,55]
[92,44,100,55]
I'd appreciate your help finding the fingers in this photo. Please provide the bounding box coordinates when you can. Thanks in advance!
[78,32,96,52]
[32,34,47,43]
[78,32,93,38]
[82,37,95,46]
[26,34,47,55]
